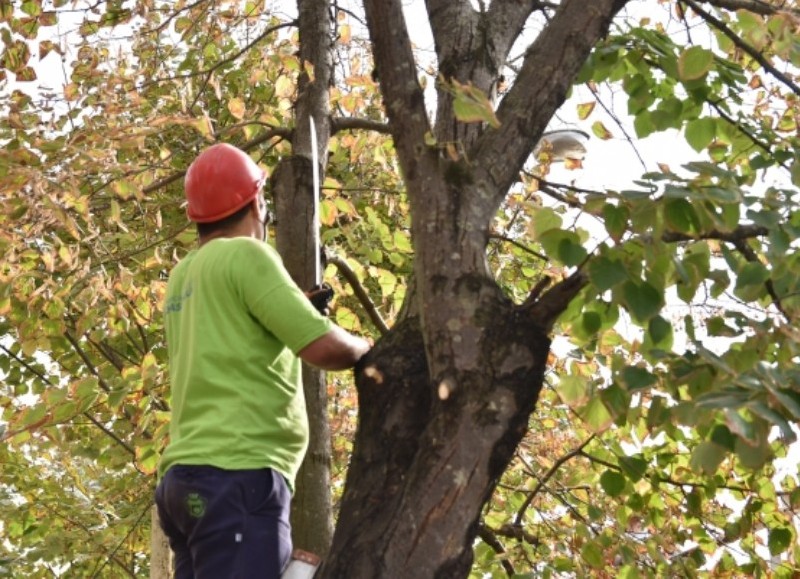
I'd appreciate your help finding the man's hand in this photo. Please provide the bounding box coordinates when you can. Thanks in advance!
[306,283,334,315]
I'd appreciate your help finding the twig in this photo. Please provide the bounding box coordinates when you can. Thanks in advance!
[513,435,595,526]
[476,524,516,576]
[327,255,390,334]
[684,0,800,98]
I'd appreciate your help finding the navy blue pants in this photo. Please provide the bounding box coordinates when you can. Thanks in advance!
[155,465,292,579]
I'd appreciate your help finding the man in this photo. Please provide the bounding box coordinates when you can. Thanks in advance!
[155,143,370,578]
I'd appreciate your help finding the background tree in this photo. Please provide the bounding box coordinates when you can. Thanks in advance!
[1,0,799,577]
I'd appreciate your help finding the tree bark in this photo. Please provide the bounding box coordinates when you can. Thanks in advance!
[272,155,334,558]
[149,506,171,579]
[269,0,336,558]
[324,297,559,577]
[322,0,628,576]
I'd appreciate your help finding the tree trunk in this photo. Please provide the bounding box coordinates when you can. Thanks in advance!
[272,155,334,557]
[271,0,335,556]
[149,506,171,579]
[323,290,556,577]
[320,0,626,576]
[290,365,335,555]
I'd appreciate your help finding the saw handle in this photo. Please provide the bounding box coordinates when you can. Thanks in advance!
[306,283,334,316]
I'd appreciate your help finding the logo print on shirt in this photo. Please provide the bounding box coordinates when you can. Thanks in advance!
[165,281,194,314]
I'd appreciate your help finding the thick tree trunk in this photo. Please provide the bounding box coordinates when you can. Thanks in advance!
[322,289,553,577]
[319,1,626,576]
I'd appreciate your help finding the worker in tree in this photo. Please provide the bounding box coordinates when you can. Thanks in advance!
[155,143,370,579]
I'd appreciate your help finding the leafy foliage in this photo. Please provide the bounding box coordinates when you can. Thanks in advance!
[0,0,799,577]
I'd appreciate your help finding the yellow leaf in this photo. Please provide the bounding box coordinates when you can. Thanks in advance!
[304,60,315,83]
[339,24,351,44]
[58,245,73,268]
[41,251,55,272]
[112,180,138,201]
[135,444,159,475]
[194,114,214,138]
[274,75,294,99]
[449,79,500,128]
[64,83,80,101]
[320,198,338,226]
[445,142,459,161]
[227,97,246,120]
[591,120,613,140]
[577,101,596,120]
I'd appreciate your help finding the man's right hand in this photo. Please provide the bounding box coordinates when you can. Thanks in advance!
[306,283,334,315]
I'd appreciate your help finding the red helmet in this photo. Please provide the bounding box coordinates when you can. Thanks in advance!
[185,143,267,223]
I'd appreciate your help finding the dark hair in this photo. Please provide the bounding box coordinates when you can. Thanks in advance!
[196,202,252,237]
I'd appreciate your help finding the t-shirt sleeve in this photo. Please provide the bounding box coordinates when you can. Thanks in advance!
[233,240,334,354]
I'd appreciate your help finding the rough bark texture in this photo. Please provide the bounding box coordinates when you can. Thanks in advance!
[323,298,553,578]
[321,0,629,577]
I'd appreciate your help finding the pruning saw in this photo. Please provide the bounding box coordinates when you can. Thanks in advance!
[309,115,321,286]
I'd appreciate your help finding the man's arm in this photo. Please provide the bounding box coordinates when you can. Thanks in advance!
[298,326,370,371]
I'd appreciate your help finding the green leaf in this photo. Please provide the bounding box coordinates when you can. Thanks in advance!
[557,375,589,407]
[768,527,793,557]
[664,198,701,235]
[735,436,771,470]
[581,541,605,569]
[678,46,714,81]
[591,120,613,140]
[685,117,716,152]
[633,110,655,138]
[588,256,628,291]
[538,229,587,266]
[580,397,614,433]
[710,424,736,451]
[581,311,602,335]
[733,261,769,301]
[602,203,629,242]
[621,280,663,323]
[621,366,657,391]
[619,456,648,482]
[531,207,563,238]
[647,315,672,347]
[600,470,626,497]
[690,441,727,475]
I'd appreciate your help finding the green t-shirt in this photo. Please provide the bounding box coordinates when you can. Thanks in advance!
[158,237,333,488]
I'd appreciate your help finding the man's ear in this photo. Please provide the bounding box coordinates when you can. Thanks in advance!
[251,197,262,217]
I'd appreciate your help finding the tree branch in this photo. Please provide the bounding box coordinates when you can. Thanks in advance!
[0,340,136,456]
[332,117,391,135]
[702,0,800,16]
[732,237,791,322]
[513,435,595,526]
[328,255,390,335]
[186,21,294,109]
[489,232,549,262]
[525,271,589,332]
[475,523,517,576]
[473,0,630,206]
[661,224,769,243]
[685,0,800,98]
